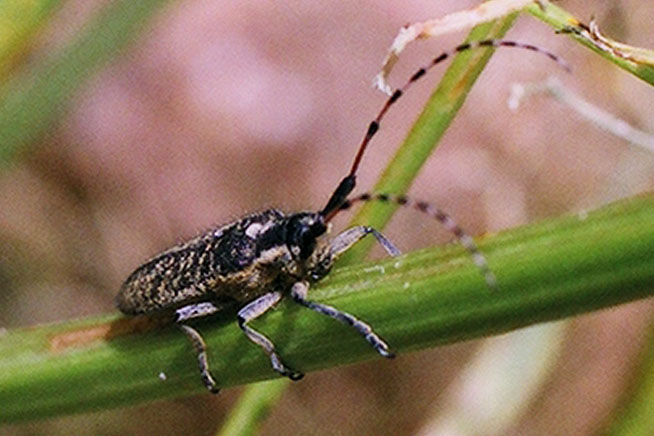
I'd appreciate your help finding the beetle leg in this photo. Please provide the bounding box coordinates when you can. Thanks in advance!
[175,301,223,323]
[178,324,220,394]
[290,281,394,358]
[330,225,401,258]
[176,302,225,393]
[238,291,304,381]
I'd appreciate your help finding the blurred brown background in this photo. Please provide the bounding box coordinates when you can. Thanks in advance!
[2,0,654,434]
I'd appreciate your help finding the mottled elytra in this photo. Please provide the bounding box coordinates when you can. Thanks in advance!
[116,39,568,393]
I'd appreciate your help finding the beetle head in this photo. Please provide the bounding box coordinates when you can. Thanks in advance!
[286,212,327,260]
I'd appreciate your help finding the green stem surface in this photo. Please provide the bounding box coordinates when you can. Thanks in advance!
[1,193,653,423]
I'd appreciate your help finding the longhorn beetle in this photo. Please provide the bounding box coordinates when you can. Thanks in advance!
[116,39,569,393]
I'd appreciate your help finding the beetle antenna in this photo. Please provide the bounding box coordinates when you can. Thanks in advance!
[340,192,497,289]
[321,39,570,221]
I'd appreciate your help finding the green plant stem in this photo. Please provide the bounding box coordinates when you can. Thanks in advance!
[216,380,288,436]
[1,193,653,423]
[527,2,654,85]
[608,327,654,436]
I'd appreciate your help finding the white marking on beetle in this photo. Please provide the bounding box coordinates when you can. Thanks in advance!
[245,221,275,239]
[245,223,264,238]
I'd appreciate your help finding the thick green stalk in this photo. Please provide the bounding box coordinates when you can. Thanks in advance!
[1,193,653,423]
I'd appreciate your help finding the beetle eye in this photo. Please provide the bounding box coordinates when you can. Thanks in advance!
[298,227,315,259]
[287,216,326,260]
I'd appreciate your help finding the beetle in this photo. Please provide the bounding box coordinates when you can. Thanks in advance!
[116,39,568,393]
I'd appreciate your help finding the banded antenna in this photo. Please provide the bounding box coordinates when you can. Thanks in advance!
[320,38,570,221]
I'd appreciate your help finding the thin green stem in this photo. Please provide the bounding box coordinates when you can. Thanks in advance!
[607,329,654,436]
[216,380,288,436]
[338,15,518,263]
[527,2,654,85]
[1,193,653,423]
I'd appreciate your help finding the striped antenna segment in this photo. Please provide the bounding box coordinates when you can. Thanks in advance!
[340,193,498,291]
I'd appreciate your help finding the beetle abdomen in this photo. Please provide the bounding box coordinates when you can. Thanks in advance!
[116,209,291,315]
